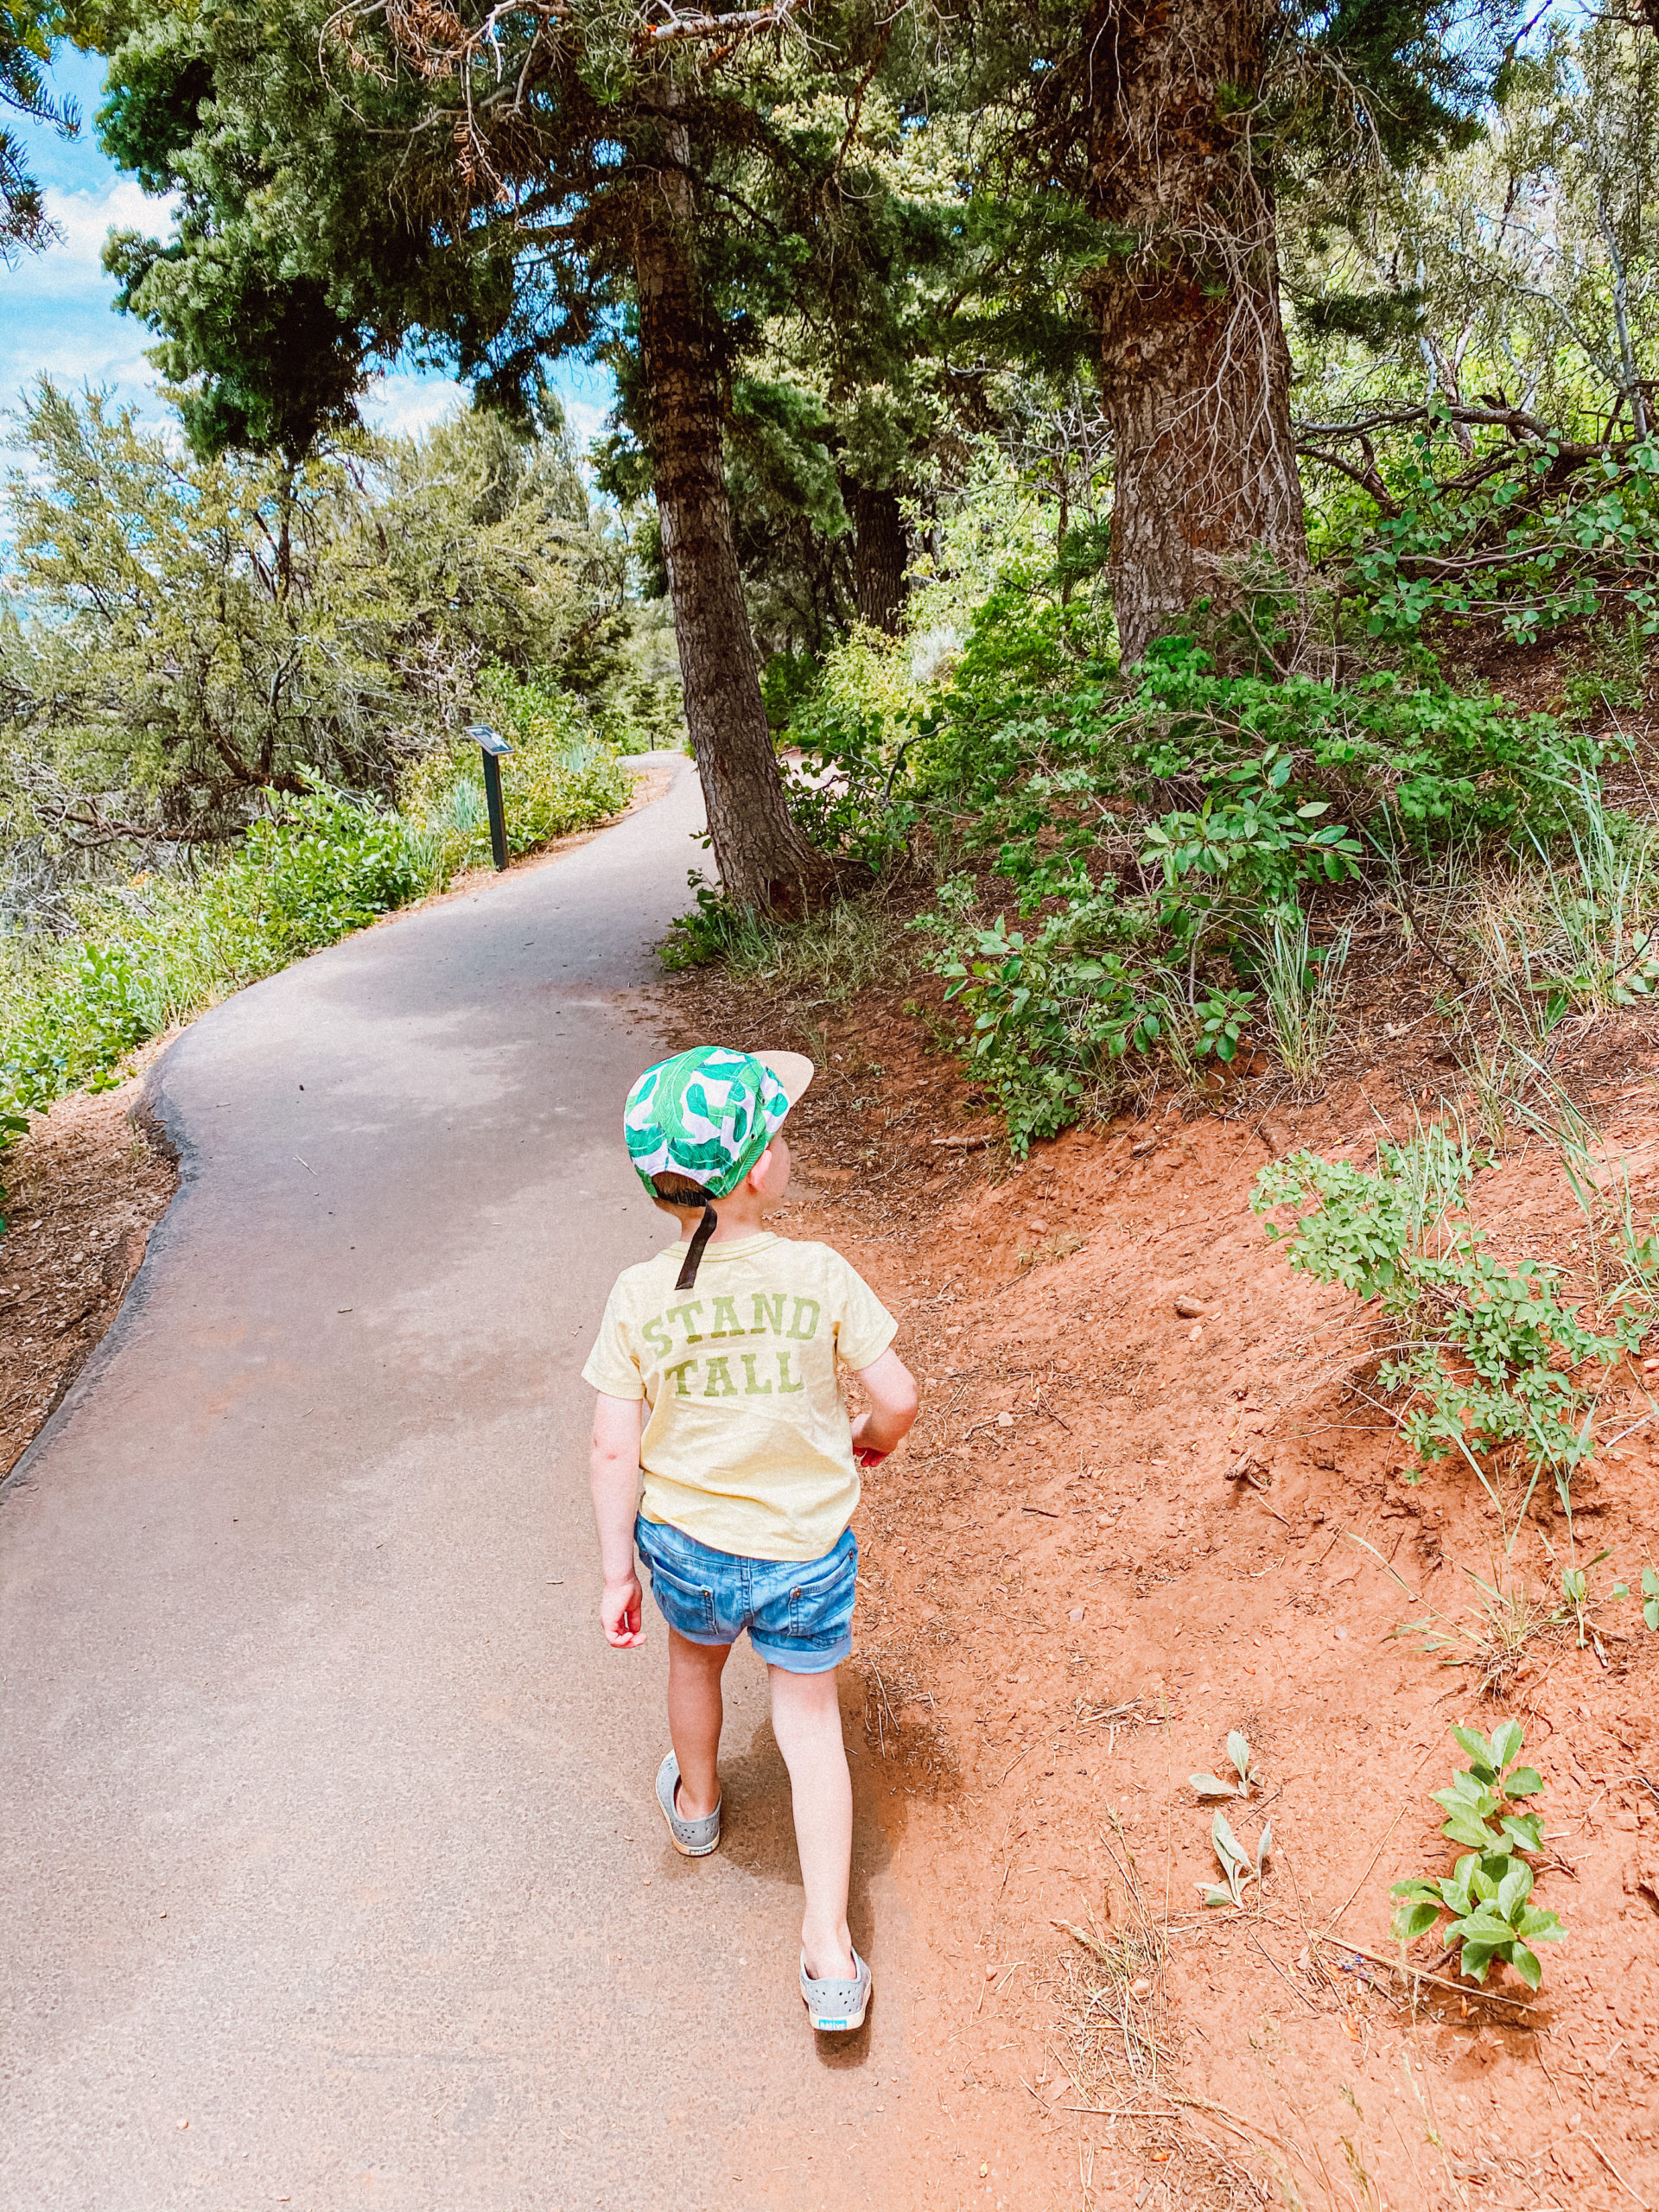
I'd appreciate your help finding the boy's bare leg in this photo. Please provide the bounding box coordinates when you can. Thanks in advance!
[768,1664,855,1981]
[666,1630,729,1819]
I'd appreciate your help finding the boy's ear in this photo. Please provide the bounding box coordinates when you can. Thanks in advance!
[747,1142,775,1193]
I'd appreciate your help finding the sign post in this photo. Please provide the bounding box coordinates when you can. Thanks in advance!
[467,722,512,872]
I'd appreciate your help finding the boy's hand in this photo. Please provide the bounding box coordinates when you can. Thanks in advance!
[849,1411,887,1468]
[601,1573,645,1648]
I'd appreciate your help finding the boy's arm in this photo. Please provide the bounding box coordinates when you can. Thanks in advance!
[849,1348,919,1466]
[589,1391,645,1648]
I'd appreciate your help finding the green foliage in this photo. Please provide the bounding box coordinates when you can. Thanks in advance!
[779,629,932,871]
[400,670,632,875]
[1198,1807,1272,1910]
[1390,1725,1565,1990]
[0,784,436,1122]
[1253,1132,1638,1489]
[923,880,1163,1154]
[1191,1731,1257,1802]
[1,385,627,863]
[906,600,1588,1151]
[0,749,629,1225]
[1352,430,1659,644]
[2,0,85,263]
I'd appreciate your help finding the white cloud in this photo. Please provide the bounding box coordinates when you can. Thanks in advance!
[27,178,169,289]
[560,395,609,452]
[0,178,176,425]
[359,372,468,440]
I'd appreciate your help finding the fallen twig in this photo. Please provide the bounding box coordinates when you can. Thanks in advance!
[1313,1934,1535,2014]
[1319,1744,1442,1934]
[1585,2132,1653,2212]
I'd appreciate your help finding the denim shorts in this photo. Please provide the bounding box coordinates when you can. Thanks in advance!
[633,1514,857,1674]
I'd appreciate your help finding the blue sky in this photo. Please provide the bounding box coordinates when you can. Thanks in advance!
[2,48,617,448]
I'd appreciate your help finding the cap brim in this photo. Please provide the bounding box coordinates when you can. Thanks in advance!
[758,1050,816,1109]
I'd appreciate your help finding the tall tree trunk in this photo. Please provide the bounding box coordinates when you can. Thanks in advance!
[633,166,828,910]
[851,485,908,634]
[1082,0,1307,667]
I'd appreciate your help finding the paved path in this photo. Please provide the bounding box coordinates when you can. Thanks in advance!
[1,761,917,2211]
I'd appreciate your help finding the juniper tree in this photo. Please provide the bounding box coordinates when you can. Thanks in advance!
[1011,0,1517,664]
[101,0,925,906]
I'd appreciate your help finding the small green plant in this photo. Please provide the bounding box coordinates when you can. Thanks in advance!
[1254,1130,1637,1505]
[1611,1564,1659,1631]
[1251,914,1351,1088]
[1390,1723,1565,1990]
[1191,1731,1257,1800]
[1429,1721,1546,1853]
[0,1106,29,1234]
[1199,1808,1273,1909]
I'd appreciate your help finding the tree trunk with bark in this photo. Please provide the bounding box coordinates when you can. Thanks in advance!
[851,485,908,634]
[632,165,828,910]
[1081,0,1307,666]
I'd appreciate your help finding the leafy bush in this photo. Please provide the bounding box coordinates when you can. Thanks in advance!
[1253,1131,1638,1491]
[0,785,439,1128]
[0,731,630,1225]
[971,639,1591,898]
[1351,428,1659,645]
[401,667,633,874]
[1390,1723,1565,1991]
[776,629,933,872]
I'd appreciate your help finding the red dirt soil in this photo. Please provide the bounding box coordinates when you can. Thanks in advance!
[664,966,1659,2211]
[1,1058,177,1481]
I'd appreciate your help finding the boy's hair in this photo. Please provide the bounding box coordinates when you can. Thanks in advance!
[652,1170,716,1212]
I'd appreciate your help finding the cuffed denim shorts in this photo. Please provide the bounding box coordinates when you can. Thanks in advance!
[634,1513,857,1674]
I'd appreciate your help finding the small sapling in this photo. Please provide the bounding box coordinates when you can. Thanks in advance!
[1191,1731,1255,1800]
[1390,1722,1565,1990]
[1199,1809,1272,1908]
[1432,1721,1544,1854]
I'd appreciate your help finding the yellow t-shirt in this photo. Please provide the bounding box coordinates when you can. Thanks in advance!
[582,1230,898,1562]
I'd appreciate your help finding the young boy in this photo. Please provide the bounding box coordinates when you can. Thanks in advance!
[582,1045,918,2032]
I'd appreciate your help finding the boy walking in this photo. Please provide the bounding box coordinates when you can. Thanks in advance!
[582,1046,918,2032]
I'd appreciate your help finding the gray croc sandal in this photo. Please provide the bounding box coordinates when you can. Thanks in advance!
[800,1947,871,2032]
[655,1751,721,1857]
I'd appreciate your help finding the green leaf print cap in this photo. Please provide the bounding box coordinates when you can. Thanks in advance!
[624,1045,815,1200]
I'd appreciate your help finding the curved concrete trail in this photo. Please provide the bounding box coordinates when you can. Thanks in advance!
[1,762,918,2211]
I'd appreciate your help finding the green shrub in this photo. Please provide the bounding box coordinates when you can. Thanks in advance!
[1350,428,1659,645]
[401,667,634,873]
[1390,1724,1565,1992]
[777,630,932,872]
[1252,1132,1637,1496]
[0,715,630,1227]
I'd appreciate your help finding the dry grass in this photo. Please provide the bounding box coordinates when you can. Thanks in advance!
[849,1645,961,1796]
[1046,1817,1273,2210]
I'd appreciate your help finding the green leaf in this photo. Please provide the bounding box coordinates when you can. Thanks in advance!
[1499,1813,1544,1853]
[1226,1731,1252,1784]
[1458,1942,1497,1983]
[1190,1773,1237,1799]
[1497,1861,1534,1918]
[1391,1898,1442,1941]
[1442,1809,1503,1850]
[1503,1767,1543,1797]
[1510,1942,1542,1991]
[1212,1810,1248,1869]
[1490,1719,1523,1770]
[1198,1884,1234,1908]
[1452,1726,1496,1770]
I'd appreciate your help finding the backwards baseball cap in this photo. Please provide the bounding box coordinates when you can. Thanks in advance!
[624,1045,815,1289]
